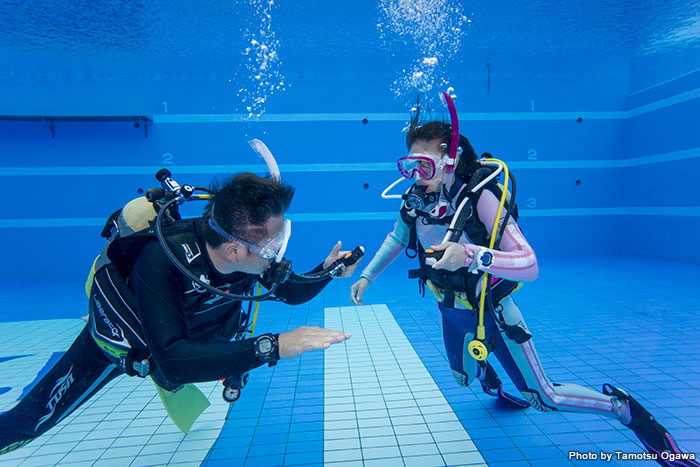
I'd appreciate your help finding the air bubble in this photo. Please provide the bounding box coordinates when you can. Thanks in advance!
[377,0,469,107]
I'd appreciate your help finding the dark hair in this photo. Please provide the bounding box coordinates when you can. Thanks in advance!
[406,100,481,181]
[201,173,295,247]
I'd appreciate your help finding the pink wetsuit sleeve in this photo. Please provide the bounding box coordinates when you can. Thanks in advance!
[360,214,411,283]
[469,190,539,282]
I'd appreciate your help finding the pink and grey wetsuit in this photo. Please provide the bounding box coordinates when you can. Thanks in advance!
[361,186,628,419]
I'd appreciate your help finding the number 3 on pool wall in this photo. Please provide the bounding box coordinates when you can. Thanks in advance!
[162,153,174,165]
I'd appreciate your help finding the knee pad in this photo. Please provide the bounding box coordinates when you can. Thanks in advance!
[495,297,532,344]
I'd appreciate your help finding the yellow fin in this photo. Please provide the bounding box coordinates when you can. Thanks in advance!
[153,380,211,434]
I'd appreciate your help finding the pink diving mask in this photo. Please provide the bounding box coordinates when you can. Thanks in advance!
[397,154,446,180]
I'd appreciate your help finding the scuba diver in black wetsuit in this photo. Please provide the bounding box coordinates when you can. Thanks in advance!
[0,162,363,455]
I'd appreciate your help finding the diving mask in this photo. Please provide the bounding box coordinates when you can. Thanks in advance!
[397,153,447,181]
[208,216,292,263]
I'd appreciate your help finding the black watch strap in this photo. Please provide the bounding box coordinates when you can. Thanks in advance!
[253,333,279,366]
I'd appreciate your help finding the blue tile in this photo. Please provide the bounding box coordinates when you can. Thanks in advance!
[248,443,287,457]
[284,451,323,465]
[547,432,593,445]
[291,413,322,424]
[480,448,526,463]
[529,459,574,467]
[294,397,324,407]
[287,431,322,443]
[584,430,629,443]
[465,426,507,439]
[284,440,323,454]
[213,436,253,449]
[487,462,532,467]
[204,458,246,467]
[292,405,323,415]
[254,423,291,435]
[520,445,566,460]
[538,422,581,435]
[288,421,323,433]
[207,447,249,460]
[260,407,293,418]
[502,424,544,436]
[244,454,285,467]
[510,435,557,448]
[475,437,516,450]
[220,425,256,438]
[251,432,288,446]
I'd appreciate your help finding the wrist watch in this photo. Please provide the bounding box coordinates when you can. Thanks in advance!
[253,333,278,366]
[478,250,494,268]
[469,248,493,274]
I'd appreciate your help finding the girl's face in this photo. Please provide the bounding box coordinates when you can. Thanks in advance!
[408,139,460,193]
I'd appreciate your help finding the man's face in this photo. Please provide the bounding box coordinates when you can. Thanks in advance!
[234,214,286,274]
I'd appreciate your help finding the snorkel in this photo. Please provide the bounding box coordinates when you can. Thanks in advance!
[426,91,460,218]
[247,139,288,263]
[441,91,459,200]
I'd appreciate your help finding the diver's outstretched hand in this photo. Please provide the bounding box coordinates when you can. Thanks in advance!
[323,241,362,278]
[350,277,370,306]
[278,326,351,360]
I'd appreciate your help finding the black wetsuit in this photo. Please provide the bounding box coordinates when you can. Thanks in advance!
[0,218,331,455]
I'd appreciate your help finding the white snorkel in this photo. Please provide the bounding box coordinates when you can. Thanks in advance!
[247,139,290,262]
[249,138,282,182]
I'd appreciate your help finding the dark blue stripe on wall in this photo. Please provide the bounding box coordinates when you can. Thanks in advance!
[1,147,698,177]
[150,85,700,123]
[2,207,700,229]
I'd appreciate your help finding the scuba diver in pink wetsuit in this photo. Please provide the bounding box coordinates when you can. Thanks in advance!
[349,92,699,467]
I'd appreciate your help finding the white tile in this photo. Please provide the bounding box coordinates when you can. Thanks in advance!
[324,448,363,463]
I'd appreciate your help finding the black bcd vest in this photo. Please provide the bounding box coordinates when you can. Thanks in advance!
[402,180,521,309]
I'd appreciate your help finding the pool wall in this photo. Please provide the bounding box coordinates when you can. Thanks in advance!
[0,46,698,283]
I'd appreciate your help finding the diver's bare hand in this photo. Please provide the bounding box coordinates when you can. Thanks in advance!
[278,326,351,360]
[323,241,362,278]
[431,242,469,271]
[350,277,370,305]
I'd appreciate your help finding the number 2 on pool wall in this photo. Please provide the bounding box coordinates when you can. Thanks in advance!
[162,153,174,165]
[527,149,538,160]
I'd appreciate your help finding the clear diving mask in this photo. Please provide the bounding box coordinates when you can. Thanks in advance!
[208,215,292,263]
